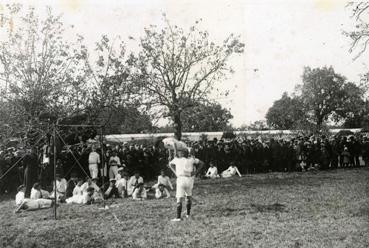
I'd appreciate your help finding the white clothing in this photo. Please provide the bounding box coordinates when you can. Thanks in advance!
[170,157,199,177]
[89,164,98,178]
[109,165,119,179]
[153,185,170,199]
[205,167,219,178]
[50,178,68,199]
[157,175,173,189]
[88,152,100,165]
[176,176,194,198]
[132,187,147,200]
[66,192,92,204]
[30,188,50,200]
[72,185,84,196]
[127,176,144,196]
[162,137,189,151]
[221,166,241,178]
[109,156,121,166]
[15,191,25,206]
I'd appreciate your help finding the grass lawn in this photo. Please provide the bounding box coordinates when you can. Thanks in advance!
[0,168,368,248]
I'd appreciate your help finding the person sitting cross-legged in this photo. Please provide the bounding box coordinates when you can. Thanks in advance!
[205,162,220,179]
[30,182,50,200]
[221,162,242,178]
[128,171,147,200]
[81,178,104,203]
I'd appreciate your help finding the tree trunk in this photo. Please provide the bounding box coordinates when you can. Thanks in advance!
[173,111,182,140]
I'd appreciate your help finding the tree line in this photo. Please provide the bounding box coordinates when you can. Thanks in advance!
[0,4,242,144]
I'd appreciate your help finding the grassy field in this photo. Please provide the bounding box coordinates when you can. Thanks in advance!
[0,168,368,248]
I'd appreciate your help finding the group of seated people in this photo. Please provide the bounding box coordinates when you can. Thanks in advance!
[204,162,242,179]
[14,169,175,212]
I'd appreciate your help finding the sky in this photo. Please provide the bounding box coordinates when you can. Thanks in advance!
[1,0,367,127]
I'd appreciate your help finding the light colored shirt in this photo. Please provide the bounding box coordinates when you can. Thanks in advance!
[15,191,25,206]
[73,185,84,196]
[157,175,173,189]
[109,156,121,166]
[88,152,100,165]
[206,167,219,178]
[170,157,199,177]
[127,176,144,195]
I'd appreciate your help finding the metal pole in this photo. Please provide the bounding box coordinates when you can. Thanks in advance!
[53,124,57,220]
[100,127,105,208]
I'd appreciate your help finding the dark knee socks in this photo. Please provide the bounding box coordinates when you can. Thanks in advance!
[176,202,182,219]
[186,198,192,215]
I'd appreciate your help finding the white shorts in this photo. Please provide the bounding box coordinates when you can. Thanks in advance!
[176,176,194,198]
[89,164,98,178]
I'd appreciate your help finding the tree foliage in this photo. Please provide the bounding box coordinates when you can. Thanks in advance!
[130,15,244,139]
[181,101,233,132]
[266,92,305,129]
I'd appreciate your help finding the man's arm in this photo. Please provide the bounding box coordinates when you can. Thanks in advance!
[235,167,242,177]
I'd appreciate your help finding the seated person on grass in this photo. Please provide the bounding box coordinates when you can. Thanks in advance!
[152,170,173,198]
[104,179,120,199]
[81,178,104,202]
[15,185,53,213]
[221,162,242,178]
[30,182,50,200]
[72,178,85,196]
[128,171,147,200]
[205,162,220,179]
[116,171,129,198]
[153,183,170,199]
[66,186,95,205]
[49,174,68,202]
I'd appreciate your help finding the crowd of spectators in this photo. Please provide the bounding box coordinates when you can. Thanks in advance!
[1,133,369,196]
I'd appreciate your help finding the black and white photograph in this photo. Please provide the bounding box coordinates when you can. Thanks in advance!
[0,0,368,247]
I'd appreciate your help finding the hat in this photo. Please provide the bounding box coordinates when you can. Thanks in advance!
[117,167,124,172]
[17,184,25,192]
[109,178,116,182]
[92,177,98,181]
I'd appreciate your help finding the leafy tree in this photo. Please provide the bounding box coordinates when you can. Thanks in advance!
[130,15,244,140]
[248,120,269,131]
[266,92,305,129]
[98,105,153,134]
[0,5,89,141]
[297,66,347,129]
[181,102,233,132]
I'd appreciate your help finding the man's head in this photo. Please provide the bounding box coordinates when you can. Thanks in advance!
[86,187,94,196]
[134,171,140,178]
[33,182,41,190]
[77,178,84,186]
[17,184,25,192]
[109,179,116,186]
[160,170,165,176]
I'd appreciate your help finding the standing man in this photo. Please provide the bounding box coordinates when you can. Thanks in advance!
[168,144,204,222]
[88,146,100,179]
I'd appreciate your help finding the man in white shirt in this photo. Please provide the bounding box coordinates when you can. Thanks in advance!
[116,172,129,198]
[30,182,50,199]
[205,162,220,179]
[168,146,204,221]
[88,147,100,179]
[108,160,119,179]
[152,170,173,198]
[49,175,68,201]
[127,171,147,200]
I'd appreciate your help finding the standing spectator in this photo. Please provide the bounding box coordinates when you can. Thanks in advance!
[88,146,100,179]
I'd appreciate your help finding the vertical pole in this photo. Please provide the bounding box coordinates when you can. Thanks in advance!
[100,127,105,208]
[53,124,57,220]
